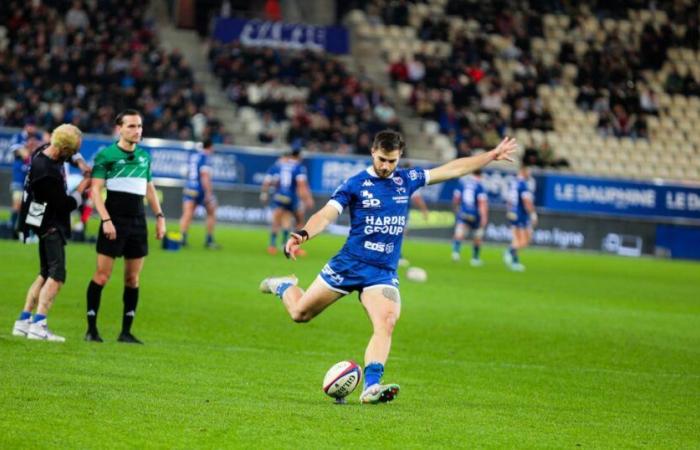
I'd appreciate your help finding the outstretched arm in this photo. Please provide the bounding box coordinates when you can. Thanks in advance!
[284,203,339,260]
[427,137,517,185]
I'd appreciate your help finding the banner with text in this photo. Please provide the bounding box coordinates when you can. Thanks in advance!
[213,18,349,54]
[539,174,700,221]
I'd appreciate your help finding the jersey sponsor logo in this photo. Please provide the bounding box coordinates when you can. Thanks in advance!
[364,215,405,235]
[361,190,381,208]
[362,179,374,187]
[395,187,406,195]
[322,264,344,284]
[363,240,396,254]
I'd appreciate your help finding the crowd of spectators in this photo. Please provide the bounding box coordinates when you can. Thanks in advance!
[366,0,699,148]
[0,1,228,143]
[389,27,554,155]
[209,41,402,154]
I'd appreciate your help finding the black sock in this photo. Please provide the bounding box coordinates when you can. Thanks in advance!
[86,281,104,333]
[122,286,139,334]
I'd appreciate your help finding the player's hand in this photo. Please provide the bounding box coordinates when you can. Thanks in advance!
[102,220,117,240]
[155,217,166,240]
[260,192,269,204]
[78,161,92,177]
[76,177,91,194]
[283,230,308,260]
[530,212,538,227]
[491,137,517,162]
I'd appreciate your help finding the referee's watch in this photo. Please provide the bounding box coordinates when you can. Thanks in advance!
[156,213,165,219]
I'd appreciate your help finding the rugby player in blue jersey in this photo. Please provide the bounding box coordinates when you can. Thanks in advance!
[260,149,314,255]
[451,169,488,265]
[8,123,41,234]
[504,158,537,271]
[179,139,220,249]
[259,130,517,404]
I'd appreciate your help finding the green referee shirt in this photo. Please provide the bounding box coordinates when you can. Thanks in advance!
[92,143,152,216]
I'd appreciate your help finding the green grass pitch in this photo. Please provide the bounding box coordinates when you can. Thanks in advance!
[0,224,698,448]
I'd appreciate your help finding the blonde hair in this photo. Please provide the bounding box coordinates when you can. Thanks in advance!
[51,124,83,154]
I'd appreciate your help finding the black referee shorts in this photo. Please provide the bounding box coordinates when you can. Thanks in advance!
[39,229,66,282]
[97,215,148,259]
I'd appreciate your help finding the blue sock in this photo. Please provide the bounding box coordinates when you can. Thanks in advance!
[452,240,461,254]
[206,234,213,245]
[275,282,293,299]
[33,314,46,323]
[510,247,519,263]
[364,362,384,389]
[269,232,277,247]
[473,244,480,260]
[281,230,289,246]
[19,311,31,321]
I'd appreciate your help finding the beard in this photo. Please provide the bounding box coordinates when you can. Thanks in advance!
[373,164,395,178]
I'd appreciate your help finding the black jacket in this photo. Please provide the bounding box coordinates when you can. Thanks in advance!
[28,145,80,238]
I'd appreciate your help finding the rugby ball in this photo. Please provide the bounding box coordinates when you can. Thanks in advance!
[322,360,362,398]
[406,266,428,282]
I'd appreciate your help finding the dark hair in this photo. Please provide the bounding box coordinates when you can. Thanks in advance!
[202,138,213,149]
[372,130,405,153]
[115,109,142,126]
[473,168,482,176]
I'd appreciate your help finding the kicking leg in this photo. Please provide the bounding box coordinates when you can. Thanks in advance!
[260,275,342,322]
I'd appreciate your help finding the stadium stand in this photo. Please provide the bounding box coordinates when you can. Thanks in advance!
[207,40,402,155]
[0,0,228,143]
[344,0,700,181]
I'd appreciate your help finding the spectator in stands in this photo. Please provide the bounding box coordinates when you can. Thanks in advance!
[65,1,89,30]
[0,1,223,142]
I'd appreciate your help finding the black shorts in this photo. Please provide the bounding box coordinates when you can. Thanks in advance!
[39,230,66,282]
[97,215,148,259]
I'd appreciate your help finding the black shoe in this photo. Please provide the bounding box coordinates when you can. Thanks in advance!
[85,330,103,342]
[117,332,144,344]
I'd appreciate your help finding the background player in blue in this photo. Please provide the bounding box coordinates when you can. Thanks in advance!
[259,130,517,404]
[505,158,538,271]
[8,122,42,234]
[179,139,220,249]
[452,168,488,265]
[260,148,314,255]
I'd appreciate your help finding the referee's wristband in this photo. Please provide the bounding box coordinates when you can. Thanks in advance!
[155,213,165,219]
[101,218,112,224]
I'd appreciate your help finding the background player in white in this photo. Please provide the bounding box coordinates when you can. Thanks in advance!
[505,158,537,271]
[451,168,488,265]
[259,130,516,404]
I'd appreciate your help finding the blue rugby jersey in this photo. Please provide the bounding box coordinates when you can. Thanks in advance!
[328,166,430,270]
[184,150,212,192]
[455,176,487,218]
[9,132,32,185]
[507,176,534,220]
[265,159,307,206]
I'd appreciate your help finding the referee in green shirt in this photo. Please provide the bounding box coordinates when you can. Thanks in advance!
[85,110,166,343]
